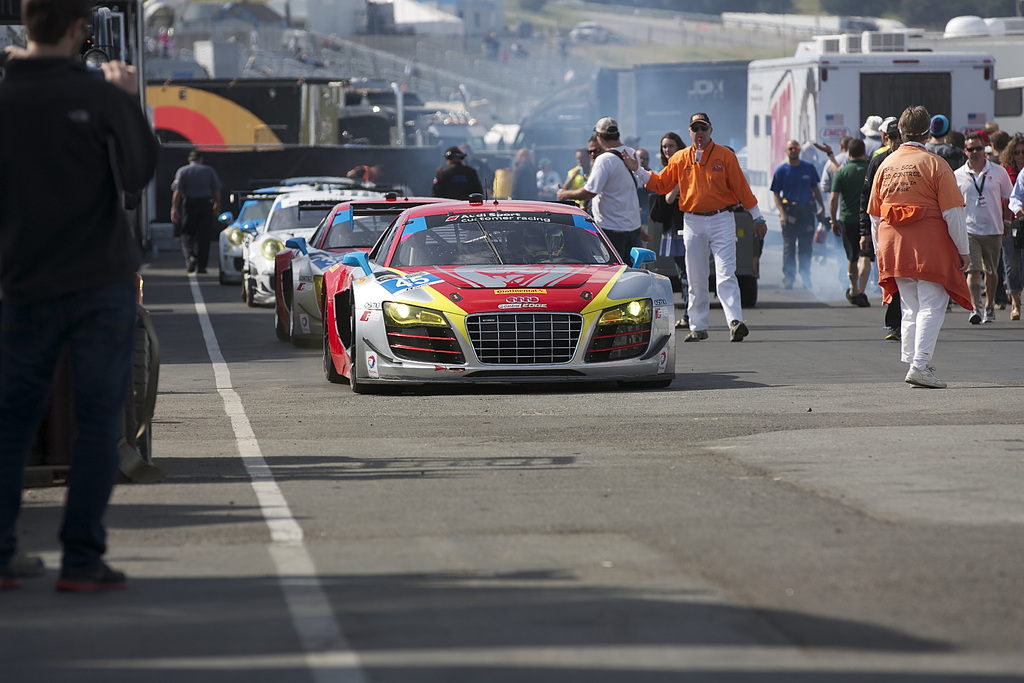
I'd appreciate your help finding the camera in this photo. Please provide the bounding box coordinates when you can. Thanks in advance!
[79,5,129,71]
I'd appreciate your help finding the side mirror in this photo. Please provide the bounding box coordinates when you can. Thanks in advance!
[342,251,372,277]
[285,237,308,255]
[218,211,235,225]
[240,221,258,234]
[629,247,656,269]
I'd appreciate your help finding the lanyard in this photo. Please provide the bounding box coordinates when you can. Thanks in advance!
[970,170,987,198]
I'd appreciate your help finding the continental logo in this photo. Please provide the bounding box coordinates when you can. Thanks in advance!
[494,289,547,294]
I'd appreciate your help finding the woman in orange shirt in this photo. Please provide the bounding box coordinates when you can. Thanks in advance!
[868,106,971,389]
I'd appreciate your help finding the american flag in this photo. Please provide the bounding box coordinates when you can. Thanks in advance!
[825,114,844,125]
[967,113,984,125]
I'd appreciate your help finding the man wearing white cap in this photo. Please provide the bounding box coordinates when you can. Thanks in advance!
[557,116,641,263]
[624,112,768,342]
[861,115,884,157]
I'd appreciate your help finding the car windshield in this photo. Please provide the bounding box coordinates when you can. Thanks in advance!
[266,203,335,232]
[391,211,616,268]
[324,214,395,249]
[238,199,274,224]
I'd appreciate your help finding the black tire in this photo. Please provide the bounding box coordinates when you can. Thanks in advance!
[348,295,371,394]
[274,304,290,342]
[245,277,258,308]
[323,301,345,384]
[738,274,758,309]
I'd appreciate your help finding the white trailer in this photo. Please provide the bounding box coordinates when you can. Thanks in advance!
[745,34,995,208]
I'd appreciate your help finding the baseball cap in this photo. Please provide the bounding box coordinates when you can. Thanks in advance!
[929,114,950,137]
[881,117,899,138]
[444,146,466,160]
[594,117,619,135]
[689,113,712,127]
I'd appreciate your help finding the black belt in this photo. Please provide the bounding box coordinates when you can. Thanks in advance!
[689,206,732,216]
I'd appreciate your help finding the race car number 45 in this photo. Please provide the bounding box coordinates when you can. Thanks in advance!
[380,272,444,294]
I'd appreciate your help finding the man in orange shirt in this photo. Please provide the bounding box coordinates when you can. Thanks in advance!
[868,106,972,389]
[625,112,768,342]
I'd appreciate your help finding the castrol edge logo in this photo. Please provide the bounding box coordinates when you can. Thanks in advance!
[498,295,547,310]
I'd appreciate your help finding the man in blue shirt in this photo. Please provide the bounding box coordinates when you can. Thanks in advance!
[771,140,825,289]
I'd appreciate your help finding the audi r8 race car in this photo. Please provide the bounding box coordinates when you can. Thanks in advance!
[241,188,384,306]
[273,195,449,345]
[322,199,676,392]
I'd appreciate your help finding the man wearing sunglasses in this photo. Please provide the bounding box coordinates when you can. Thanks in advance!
[953,131,1014,324]
[557,117,642,264]
[624,112,767,342]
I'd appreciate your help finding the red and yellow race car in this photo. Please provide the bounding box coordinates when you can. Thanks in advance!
[321,198,676,392]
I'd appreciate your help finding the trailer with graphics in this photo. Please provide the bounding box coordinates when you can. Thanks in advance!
[745,34,995,209]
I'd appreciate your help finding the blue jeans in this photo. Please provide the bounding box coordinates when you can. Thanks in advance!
[0,281,136,571]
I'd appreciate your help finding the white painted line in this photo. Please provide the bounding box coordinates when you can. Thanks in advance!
[188,276,367,683]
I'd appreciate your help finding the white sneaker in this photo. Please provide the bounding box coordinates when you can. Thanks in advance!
[984,306,995,323]
[905,366,947,389]
[968,309,982,325]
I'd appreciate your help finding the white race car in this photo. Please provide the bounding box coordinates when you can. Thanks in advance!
[241,188,383,306]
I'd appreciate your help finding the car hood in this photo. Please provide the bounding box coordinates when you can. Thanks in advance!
[415,265,619,290]
[377,264,638,316]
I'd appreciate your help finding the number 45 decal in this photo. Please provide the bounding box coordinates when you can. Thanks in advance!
[379,272,443,294]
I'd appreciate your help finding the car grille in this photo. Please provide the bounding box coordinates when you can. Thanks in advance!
[466,313,582,364]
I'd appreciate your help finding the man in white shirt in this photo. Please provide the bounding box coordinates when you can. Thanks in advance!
[558,117,641,263]
[953,131,1014,324]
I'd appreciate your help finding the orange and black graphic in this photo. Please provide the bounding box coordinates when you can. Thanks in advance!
[147,85,283,147]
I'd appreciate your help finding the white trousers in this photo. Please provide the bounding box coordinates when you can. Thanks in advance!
[683,212,742,331]
[895,277,948,370]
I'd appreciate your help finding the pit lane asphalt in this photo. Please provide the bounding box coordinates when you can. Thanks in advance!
[4,232,1023,683]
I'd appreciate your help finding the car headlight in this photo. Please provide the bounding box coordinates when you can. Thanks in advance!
[597,299,652,326]
[383,302,448,327]
[227,228,245,246]
[261,238,284,260]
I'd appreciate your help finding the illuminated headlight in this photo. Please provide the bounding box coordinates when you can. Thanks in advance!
[383,302,448,327]
[227,228,245,246]
[261,238,284,260]
[597,299,652,326]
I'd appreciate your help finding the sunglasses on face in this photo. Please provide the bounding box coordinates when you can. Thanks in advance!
[966,146,985,153]
[1014,148,1024,155]
[690,123,709,132]
[588,149,600,157]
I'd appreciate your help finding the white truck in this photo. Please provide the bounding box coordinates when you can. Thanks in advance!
[745,33,995,208]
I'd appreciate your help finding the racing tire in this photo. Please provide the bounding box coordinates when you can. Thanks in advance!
[348,295,371,394]
[738,275,758,309]
[245,277,258,308]
[131,320,154,463]
[323,302,345,384]
[274,304,290,342]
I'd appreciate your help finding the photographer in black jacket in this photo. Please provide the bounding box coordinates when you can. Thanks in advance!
[0,0,158,592]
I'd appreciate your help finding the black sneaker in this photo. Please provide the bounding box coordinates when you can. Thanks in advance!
[853,292,871,308]
[187,257,197,274]
[845,288,856,305]
[729,320,749,342]
[56,561,127,593]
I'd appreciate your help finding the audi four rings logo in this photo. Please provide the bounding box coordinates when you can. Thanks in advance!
[498,295,547,310]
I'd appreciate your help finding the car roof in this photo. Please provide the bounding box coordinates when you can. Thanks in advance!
[394,199,589,220]
[272,189,382,208]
